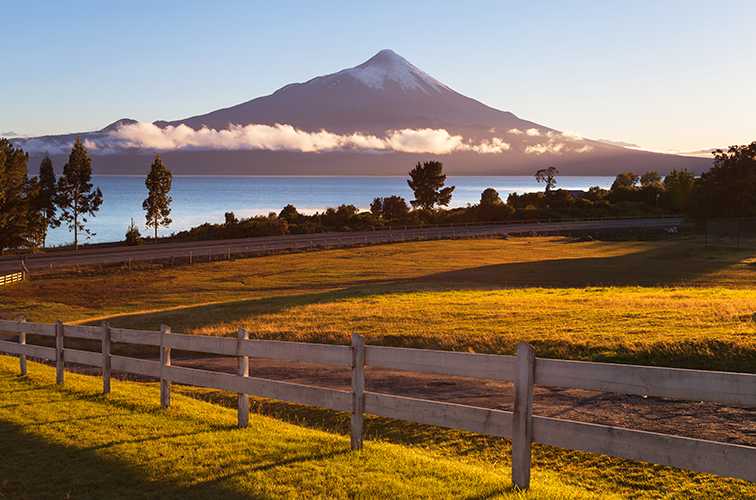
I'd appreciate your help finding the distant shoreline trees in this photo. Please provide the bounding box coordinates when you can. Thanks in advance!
[691,142,756,218]
[407,161,455,210]
[535,166,558,192]
[2,140,754,251]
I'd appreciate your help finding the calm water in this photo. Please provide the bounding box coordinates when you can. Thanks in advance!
[46,176,614,246]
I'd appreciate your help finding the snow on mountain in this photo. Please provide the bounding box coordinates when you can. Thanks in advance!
[336,49,449,93]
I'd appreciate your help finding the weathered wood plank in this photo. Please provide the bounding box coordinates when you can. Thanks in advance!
[242,339,352,366]
[512,343,535,489]
[18,333,27,374]
[0,340,56,361]
[160,325,171,408]
[165,332,238,356]
[532,416,756,482]
[102,324,112,394]
[64,348,103,367]
[109,327,162,347]
[237,328,249,428]
[535,358,756,407]
[111,355,161,378]
[63,324,103,340]
[365,346,515,381]
[55,321,64,385]
[364,392,512,438]
[18,320,26,375]
[164,365,351,412]
[0,319,55,336]
[351,334,365,450]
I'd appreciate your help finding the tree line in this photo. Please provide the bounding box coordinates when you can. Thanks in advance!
[0,138,172,252]
[2,138,754,251]
[170,143,756,242]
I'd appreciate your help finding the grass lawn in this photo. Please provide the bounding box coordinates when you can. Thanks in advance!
[0,356,606,499]
[2,236,754,371]
[2,356,754,499]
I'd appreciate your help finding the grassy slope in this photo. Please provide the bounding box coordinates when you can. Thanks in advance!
[0,356,607,499]
[2,237,754,371]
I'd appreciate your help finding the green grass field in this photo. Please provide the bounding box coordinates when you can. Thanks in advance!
[2,357,753,499]
[1,236,755,498]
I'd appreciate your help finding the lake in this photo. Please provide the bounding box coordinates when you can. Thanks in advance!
[45,175,614,246]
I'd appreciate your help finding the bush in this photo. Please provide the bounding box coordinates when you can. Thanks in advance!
[125,219,142,246]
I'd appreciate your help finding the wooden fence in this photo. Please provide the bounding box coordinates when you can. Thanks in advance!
[0,271,24,287]
[0,319,753,488]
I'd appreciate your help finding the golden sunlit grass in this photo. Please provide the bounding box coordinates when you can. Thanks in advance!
[182,287,754,371]
[3,236,751,370]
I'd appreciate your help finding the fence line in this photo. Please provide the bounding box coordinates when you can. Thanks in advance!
[0,271,24,287]
[0,318,753,488]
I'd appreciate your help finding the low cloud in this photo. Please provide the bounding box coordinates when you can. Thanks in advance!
[114,122,355,152]
[16,122,512,156]
[468,137,511,154]
[508,127,543,137]
[384,128,465,154]
[525,128,541,137]
[524,131,593,155]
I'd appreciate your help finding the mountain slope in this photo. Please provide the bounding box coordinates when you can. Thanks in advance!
[169,49,546,136]
[10,49,711,175]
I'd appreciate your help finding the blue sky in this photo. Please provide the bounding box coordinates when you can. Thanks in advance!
[1,0,753,151]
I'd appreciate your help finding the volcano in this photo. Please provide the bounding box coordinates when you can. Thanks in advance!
[12,49,710,176]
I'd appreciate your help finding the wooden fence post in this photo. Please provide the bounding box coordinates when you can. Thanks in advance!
[512,342,535,489]
[55,321,64,385]
[237,327,250,428]
[351,333,365,450]
[160,325,172,408]
[19,317,27,375]
[102,323,112,394]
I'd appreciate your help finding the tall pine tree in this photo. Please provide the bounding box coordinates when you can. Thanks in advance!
[143,155,173,240]
[36,155,59,247]
[0,139,31,250]
[56,138,103,249]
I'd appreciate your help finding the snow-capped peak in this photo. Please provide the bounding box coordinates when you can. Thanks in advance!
[338,49,450,93]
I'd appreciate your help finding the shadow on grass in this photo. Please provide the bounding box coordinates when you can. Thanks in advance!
[196,449,352,488]
[0,419,253,500]
[175,385,512,460]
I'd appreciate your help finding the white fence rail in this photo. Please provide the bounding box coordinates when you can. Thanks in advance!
[0,318,753,488]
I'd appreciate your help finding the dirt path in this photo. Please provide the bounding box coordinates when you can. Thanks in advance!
[172,355,755,446]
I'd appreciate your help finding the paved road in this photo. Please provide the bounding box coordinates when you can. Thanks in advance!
[0,217,683,274]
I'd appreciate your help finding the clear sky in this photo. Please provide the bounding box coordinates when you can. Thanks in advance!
[1,0,753,152]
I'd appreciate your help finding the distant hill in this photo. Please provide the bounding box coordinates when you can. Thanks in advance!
[11,49,710,176]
